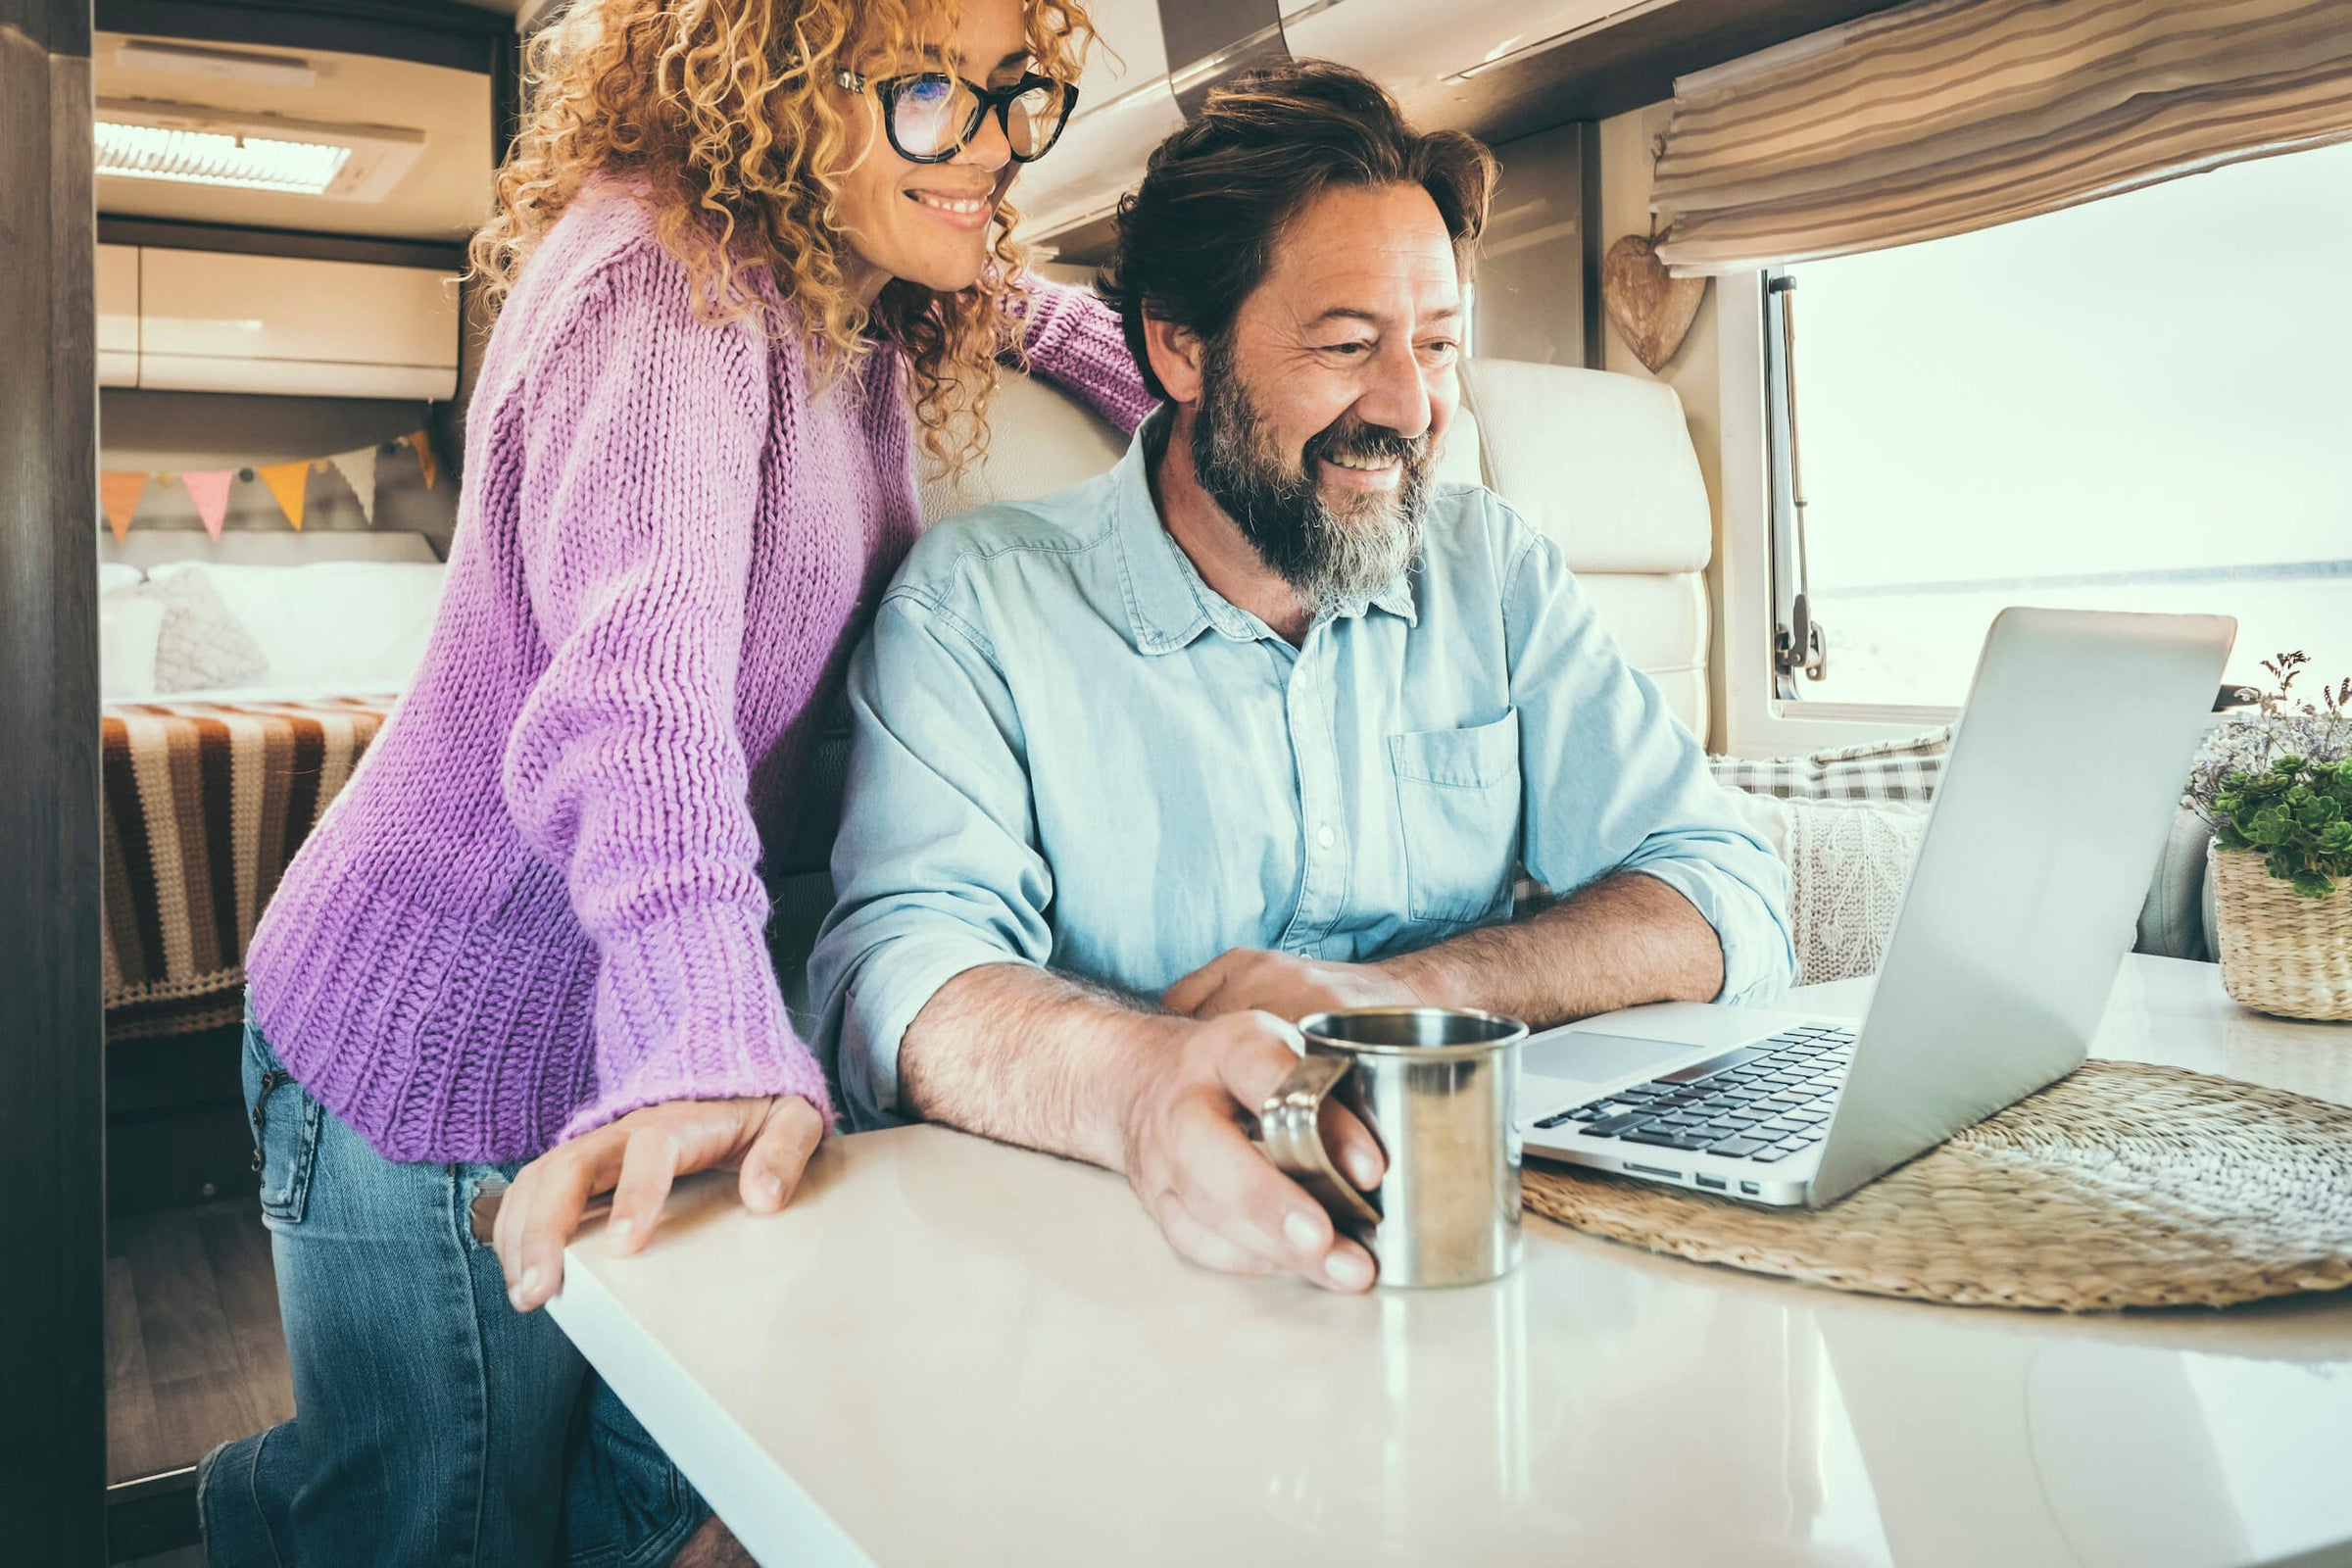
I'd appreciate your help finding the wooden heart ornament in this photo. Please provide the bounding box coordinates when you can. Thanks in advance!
[1601,234,1708,374]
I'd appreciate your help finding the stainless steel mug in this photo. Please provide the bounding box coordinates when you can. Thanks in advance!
[1259,1006,1528,1289]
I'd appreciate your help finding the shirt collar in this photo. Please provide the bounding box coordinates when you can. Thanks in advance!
[1348,569,1421,626]
[1111,410,1420,655]
[1110,413,1242,654]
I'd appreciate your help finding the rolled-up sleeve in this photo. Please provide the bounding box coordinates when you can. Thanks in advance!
[808,585,1055,1129]
[1498,512,1794,1004]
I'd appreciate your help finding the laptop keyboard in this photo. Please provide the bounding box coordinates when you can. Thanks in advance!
[1532,1025,1858,1164]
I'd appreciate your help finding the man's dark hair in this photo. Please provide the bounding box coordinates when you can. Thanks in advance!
[1096,61,1498,401]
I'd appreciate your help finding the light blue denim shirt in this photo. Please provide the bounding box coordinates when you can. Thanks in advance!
[812,415,1793,1128]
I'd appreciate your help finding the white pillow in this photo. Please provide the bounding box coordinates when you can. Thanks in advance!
[149,561,446,691]
[98,563,144,597]
[98,590,168,701]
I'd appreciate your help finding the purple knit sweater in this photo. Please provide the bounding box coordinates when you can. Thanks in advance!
[245,191,1152,1163]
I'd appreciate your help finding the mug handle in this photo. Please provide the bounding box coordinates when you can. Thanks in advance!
[1258,1053,1382,1232]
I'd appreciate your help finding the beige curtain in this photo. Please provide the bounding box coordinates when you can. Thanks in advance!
[1650,0,2352,274]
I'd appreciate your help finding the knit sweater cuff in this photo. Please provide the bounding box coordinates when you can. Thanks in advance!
[563,902,836,1143]
[1011,279,1157,435]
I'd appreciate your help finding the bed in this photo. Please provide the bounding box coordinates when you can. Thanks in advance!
[99,530,444,1039]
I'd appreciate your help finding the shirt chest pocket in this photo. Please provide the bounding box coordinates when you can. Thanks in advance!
[1388,710,1523,928]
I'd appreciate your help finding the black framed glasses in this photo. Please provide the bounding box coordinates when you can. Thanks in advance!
[834,69,1079,165]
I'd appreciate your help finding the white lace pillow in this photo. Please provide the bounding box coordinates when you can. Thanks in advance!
[1777,795,1930,986]
[117,571,270,694]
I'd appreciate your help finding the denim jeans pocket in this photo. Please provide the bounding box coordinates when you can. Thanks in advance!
[242,1017,323,1226]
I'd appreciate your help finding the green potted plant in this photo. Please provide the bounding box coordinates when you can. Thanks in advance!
[2187,653,2352,1020]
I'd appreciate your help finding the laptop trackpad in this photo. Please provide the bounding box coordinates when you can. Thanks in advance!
[1525,1030,1697,1088]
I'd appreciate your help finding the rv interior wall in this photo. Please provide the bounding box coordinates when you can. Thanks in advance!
[1473,121,1601,372]
[1597,100,1729,747]
[0,0,107,1562]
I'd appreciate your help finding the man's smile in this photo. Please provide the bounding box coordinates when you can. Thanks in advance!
[1317,453,1404,491]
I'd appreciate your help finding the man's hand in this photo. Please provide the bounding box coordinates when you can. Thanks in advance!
[1115,1010,1386,1292]
[1161,947,1425,1022]
[493,1095,825,1312]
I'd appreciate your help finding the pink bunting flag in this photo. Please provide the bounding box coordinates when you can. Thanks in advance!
[182,469,234,541]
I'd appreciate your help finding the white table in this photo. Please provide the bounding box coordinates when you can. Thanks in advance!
[548,956,2352,1568]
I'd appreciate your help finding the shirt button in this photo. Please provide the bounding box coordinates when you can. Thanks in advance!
[1315,825,1337,850]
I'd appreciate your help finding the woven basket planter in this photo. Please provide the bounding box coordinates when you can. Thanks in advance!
[2211,845,2352,1021]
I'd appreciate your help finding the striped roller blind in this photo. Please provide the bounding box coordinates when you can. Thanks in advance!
[1650,0,2352,274]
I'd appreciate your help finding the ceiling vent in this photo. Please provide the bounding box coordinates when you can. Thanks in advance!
[94,97,426,202]
[113,39,318,88]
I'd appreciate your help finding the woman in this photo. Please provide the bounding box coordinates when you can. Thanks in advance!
[198,0,1149,1561]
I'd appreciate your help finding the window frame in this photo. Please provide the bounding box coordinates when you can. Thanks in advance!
[1715,270,1959,757]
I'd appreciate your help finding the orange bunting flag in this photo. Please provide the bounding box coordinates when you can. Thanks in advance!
[258,461,311,531]
[405,429,440,491]
[182,469,234,541]
[100,470,148,542]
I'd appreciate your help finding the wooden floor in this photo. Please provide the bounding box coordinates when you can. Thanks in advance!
[108,1199,294,1486]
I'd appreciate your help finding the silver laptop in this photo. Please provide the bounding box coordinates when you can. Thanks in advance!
[1522,607,2234,1207]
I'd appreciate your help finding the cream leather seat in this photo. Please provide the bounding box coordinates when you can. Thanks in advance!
[1460,360,1713,735]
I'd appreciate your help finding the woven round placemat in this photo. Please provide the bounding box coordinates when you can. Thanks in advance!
[1523,1059,2352,1311]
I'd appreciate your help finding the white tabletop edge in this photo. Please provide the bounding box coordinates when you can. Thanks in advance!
[547,1257,877,1568]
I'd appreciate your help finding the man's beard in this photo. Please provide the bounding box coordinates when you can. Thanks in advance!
[1190,334,1435,612]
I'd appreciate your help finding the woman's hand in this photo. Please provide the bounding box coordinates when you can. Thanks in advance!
[494,1095,825,1312]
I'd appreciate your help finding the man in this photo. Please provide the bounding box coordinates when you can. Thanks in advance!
[811,62,1792,1294]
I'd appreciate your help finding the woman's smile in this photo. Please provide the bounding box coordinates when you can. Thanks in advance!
[905,184,997,229]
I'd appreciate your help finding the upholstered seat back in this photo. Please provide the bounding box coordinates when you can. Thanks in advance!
[1460,359,1713,735]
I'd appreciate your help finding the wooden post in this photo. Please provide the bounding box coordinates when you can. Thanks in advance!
[0,0,106,1556]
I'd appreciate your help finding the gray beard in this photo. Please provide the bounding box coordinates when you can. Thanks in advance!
[1190,337,1432,612]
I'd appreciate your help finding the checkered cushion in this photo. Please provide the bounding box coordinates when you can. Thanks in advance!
[1708,728,1952,803]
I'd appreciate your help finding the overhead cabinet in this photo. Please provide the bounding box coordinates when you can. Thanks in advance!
[96,243,140,388]
[94,243,461,400]
[1017,0,1663,239]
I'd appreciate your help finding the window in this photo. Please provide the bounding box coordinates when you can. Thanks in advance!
[1765,138,2352,710]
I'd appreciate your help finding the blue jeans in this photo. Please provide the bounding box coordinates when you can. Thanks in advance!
[198,1018,709,1567]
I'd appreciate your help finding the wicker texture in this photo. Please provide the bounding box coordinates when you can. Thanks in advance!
[1524,1060,2352,1311]
[2211,847,2352,1021]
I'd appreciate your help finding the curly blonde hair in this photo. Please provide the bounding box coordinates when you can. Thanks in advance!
[469,0,1096,474]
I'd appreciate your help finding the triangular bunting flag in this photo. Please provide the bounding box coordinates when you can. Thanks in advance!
[100,470,147,543]
[258,461,310,531]
[182,469,234,541]
[328,445,377,525]
[405,429,440,491]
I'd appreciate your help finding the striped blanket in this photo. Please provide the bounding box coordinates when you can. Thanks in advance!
[102,696,396,1041]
